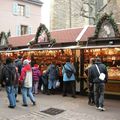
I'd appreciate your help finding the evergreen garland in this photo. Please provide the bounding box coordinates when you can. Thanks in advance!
[29,23,56,47]
[94,13,120,38]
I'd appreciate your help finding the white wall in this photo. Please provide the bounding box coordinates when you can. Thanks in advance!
[0,0,42,36]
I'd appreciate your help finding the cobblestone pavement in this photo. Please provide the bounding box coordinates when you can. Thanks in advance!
[0,89,120,120]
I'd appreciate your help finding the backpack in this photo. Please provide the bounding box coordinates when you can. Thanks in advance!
[64,66,73,78]
[3,66,16,86]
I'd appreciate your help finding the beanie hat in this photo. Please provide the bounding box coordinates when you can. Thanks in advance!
[34,64,39,68]
[23,59,31,65]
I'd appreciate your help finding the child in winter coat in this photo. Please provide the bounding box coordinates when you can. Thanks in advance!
[32,64,41,94]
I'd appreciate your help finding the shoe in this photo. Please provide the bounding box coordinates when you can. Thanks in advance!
[33,101,36,106]
[22,104,28,107]
[8,105,15,109]
[98,107,106,111]
[101,107,106,111]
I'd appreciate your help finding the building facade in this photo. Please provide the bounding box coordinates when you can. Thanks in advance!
[0,0,43,36]
[50,0,120,30]
[50,0,88,30]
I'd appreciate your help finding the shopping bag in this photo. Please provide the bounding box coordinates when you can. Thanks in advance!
[56,80,60,88]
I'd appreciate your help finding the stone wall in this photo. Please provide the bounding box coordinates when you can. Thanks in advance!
[50,0,120,30]
[50,0,88,30]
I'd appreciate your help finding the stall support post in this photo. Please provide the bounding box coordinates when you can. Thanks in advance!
[80,49,84,95]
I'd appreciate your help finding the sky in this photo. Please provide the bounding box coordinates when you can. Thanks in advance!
[41,0,51,29]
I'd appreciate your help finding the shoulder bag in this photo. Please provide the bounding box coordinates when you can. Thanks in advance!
[95,64,105,81]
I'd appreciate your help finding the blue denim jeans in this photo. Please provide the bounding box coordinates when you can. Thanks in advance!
[14,86,18,97]
[48,78,56,89]
[6,86,16,107]
[21,87,35,105]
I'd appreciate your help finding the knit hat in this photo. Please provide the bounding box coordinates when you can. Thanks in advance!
[34,64,39,68]
[23,59,31,65]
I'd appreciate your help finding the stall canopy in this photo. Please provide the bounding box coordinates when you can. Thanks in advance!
[8,27,84,49]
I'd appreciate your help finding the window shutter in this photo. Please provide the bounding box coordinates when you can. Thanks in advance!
[25,5,30,17]
[16,25,21,36]
[12,2,18,15]
[28,26,32,34]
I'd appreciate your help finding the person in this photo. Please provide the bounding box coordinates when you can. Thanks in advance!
[14,55,22,74]
[0,60,4,90]
[14,55,23,94]
[88,57,108,111]
[2,58,16,108]
[19,59,36,106]
[14,67,20,102]
[46,61,58,95]
[85,58,95,105]
[41,70,48,94]
[62,57,76,98]
[32,64,41,94]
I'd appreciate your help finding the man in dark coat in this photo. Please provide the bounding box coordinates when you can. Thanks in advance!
[2,58,16,108]
[88,57,108,111]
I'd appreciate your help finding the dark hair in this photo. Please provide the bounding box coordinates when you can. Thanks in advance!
[66,57,70,62]
[95,57,101,62]
[6,57,12,64]
[18,55,22,59]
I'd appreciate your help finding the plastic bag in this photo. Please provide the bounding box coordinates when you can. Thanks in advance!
[56,80,60,88]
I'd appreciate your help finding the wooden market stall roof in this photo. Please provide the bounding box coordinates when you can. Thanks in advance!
[8,27,84,48]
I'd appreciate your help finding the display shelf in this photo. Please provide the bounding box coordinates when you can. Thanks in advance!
[84,48,120,82]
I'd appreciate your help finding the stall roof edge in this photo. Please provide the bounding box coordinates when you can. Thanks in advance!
[0,45,81,53]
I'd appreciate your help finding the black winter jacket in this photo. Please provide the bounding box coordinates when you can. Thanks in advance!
[88,62,108,83]
[2,63,16,86]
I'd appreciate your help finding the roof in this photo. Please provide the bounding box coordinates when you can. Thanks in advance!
[80,26,95,42]
[8,34,35,47]
[9,24,120,48]
[51,27,83,43]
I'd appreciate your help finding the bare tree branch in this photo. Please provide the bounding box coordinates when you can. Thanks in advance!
[98,0,111,13]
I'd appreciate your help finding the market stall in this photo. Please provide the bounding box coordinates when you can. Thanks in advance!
[80,14,120,97]
[0,46,80,92]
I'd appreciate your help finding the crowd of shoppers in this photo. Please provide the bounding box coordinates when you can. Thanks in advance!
[0,55,108,112]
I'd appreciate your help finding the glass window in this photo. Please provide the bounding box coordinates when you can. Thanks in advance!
[21,25,28,35]
[18,4,25,16]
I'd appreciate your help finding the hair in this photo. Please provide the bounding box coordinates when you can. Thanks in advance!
[6,57,12,64]
[18,55,22,59]
[95,57,101,62]
[66,57,70,62]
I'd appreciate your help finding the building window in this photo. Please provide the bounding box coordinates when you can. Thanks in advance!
[21,25,28,35]
[18,4,25,16]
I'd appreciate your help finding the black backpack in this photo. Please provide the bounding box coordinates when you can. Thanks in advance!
[3,66,16,86]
